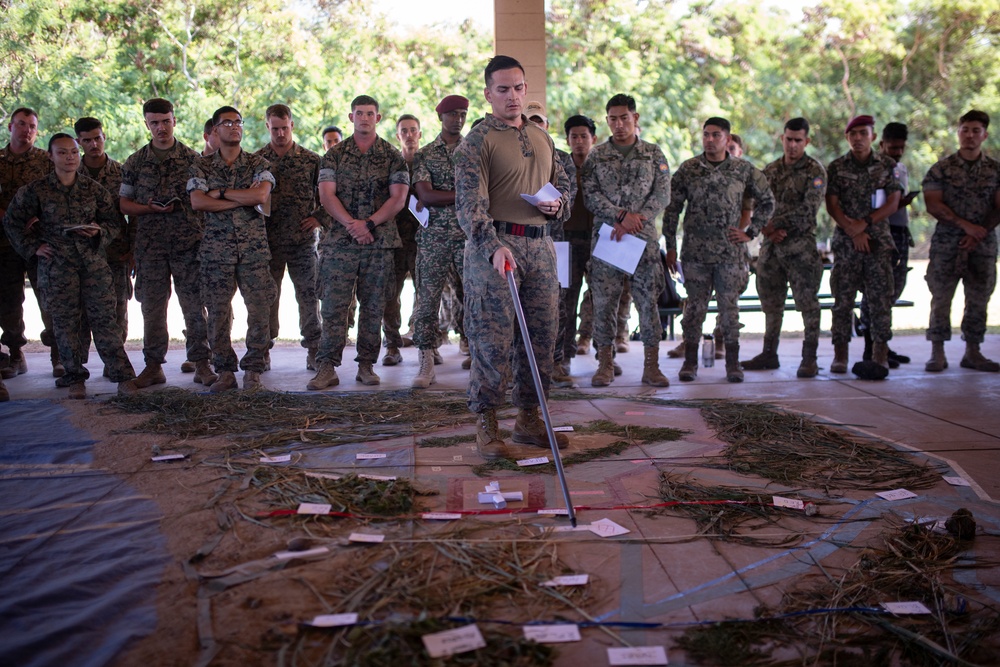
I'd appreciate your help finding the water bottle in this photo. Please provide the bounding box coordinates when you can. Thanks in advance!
[702,334,715,368]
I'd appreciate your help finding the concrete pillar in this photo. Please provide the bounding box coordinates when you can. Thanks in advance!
[493,0,546,104]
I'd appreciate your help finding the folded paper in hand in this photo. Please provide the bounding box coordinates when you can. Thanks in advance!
[409,195,429,228]
[520,182,561,206]
[592,223,644,275]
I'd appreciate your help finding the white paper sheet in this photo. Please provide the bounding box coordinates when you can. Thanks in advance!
[872,188,887,209]
[592,223,645,275]
[554,241,570,288]
[408,194,429,228]
[520,182,562,206]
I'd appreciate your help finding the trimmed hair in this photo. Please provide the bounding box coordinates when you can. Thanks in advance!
[48,132,76,151]
[322,125,342,137]
[212,106,241,126]
[351,95,379,112]
[784,117,810,134]
[960,110,989,129]
[11,107,39,122]
[74,117,103,135]
[606,94,636,113]
[266,104,292,120]
[396,114,420,129]
[564,114,596,138]
[142,98,174,115]
[204,118,215,135]
[484,55,524,87]
[704,116,731,133]
[882,122,908,141]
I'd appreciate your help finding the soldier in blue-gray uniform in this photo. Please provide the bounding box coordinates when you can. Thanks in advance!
[825,114,902,378]
[582,93,671,388]
[188,106,276,391]
[922,109,1000,373]
[664,117,775,383]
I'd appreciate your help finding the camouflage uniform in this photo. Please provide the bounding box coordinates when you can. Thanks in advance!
[188,150,276,373]
[254,142,322,350]
[582,139,671,347]
[664,155,775,345]
[385,165,419,349]
[78,156,132,343]
[826,151,902,345]
[2,172,135,384]
[756,155,826,345]
[577,282,631,345]
[121,140,210,366]
[0,144,54,354]
[552,148,577,364]
[560,154,593,359]
[922,152,1000,343]
[411,133,467,350]
[455,113,570,413]
[316,136,407,367]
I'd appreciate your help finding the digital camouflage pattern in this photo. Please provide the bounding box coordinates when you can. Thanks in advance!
[582,138,671,347]
[860,163,911,335]
[412,134,466,350]
[254,142,322,348]
[2,172,135,383]
[826,150,902,344]
[120,139,209,366]
[385,160,419,349]
[756,155,826,341]
[922,152,1000,343]
[664,154,775,344]
[188,149,276,373]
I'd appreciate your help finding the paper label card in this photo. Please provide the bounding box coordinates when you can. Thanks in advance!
[422,513,462,521]
[517,456,549,467]
[274,546,329,561]
[297,503,332,515]
[356,453,386,460]
[523,624,581,643]
[882,601,932,615]
[590,518,631,537]
[422,624,486,658]
[359,474,396,481]
[943,476,971,487]
[553,426,574,432]
[305,472,341,481]
[260,454,292,463]
[541,574,589,586]
[608,646,669,665]
[773,496,805,510]
[151,454,185,462]
[348,533,385,543]
[537,508,569,516]
[408,195,429,228]
[310,613,358,627]
[876,489,918,501]
[553,524,592,532]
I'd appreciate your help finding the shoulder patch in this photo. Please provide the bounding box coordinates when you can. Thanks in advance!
[812,177,825,189]
[659,163,669,172]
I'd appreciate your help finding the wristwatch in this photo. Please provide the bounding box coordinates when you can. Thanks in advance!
[744,227,757,240]
[365,219,377,231]
[219,188,227,200]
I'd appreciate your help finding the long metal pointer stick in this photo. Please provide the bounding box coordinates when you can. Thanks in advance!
[505,262,577,527]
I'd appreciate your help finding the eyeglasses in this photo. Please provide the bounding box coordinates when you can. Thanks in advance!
[216,119,244,128]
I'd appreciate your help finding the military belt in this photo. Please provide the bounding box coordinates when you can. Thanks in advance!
[494,221,549,238]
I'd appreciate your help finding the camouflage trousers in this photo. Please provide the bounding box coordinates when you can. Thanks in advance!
[317,245,393,366]
[438,271,465,338]
[830,231,894,345]
[925,233,997,344]
[577,278,630,342]
[590,242,663,347]
[413,236,465,350]
[755,241,823,343]
[202,260,276,373]
[37,254,135,384]
[77,260,132,362]
[557,235,591,361]
[0,245,54,351]
[383,238,417,348]
[681,260,750,346]
[859,225,910,334]
[464,234,558,414]
[268,243,321,349]
[134,250,211,366]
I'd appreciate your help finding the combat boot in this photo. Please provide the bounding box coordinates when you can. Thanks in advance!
[797,340,819,378]
[263,348,271,372]
[641,346,669,387]
[0,378,9,402]
[117,379,139,395]
[475,409,509,459]
[575,336,591,356]
[551,361,575,388]
[69,381,87,400]
[306,347,318,371]
[50,346,64,378]
[666,340,685,358]
[412,349,437,388]
[462,356,472,370]
[382,346,402,366]
[243,370,262,390]
[134,362,166,388]
[307,361,339,390]
[210,371,238,393]
[725,343,744,383]
[433,348,443,365]
[591,345,615,387]
[741,342,780,370]
[513,406,568,449]
[925,341,947,372]
[356,362,380,386]
[6,348,27,377]
[193,359,218,386]
[830,343,849,374]
[872,341,890,370]
[0,354,13,380]
[713,325,725,359]
[678,341,699,381]
[961,341,1000,372]
[180,360,196,373]
[615,336,630,353]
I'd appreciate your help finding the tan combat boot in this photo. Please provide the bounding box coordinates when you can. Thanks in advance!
[575,336,591,356]
[180,360,196,373]
[513,406,568,448]
[412,349,437,388]
[615,336,630,353]
[117,379,139,395]
[69,381,86,400]
[725,343,744,383]
[356,362,380,386]
[210,371,238,393]
[830,343,849,374]
[306,347,318,371]
[678,341,698,382]
[641,346,669,387]
[243,370,262,390]
[872,341,890,370]
[307,362,339,390]
[797,341,819,379]
[960,341,1000,372]
[51,346,65,378]
[382,346,402,366]
[476,409,509,459]
[925,341,947,372]
[193,359,218,386]
[551,361,575,388]
[666,340,685,358]
[591,345,615,387]
[134,362,166,388]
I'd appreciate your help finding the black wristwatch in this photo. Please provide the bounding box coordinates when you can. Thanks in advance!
[744,227,757,240]
[219,188,227,200]
[365,219,377,231]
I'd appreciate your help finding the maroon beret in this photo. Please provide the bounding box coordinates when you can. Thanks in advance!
[845,115,875,132]
[436,95,470,115]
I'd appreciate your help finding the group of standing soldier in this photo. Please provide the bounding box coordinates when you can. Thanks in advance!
[1,57,998,466]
